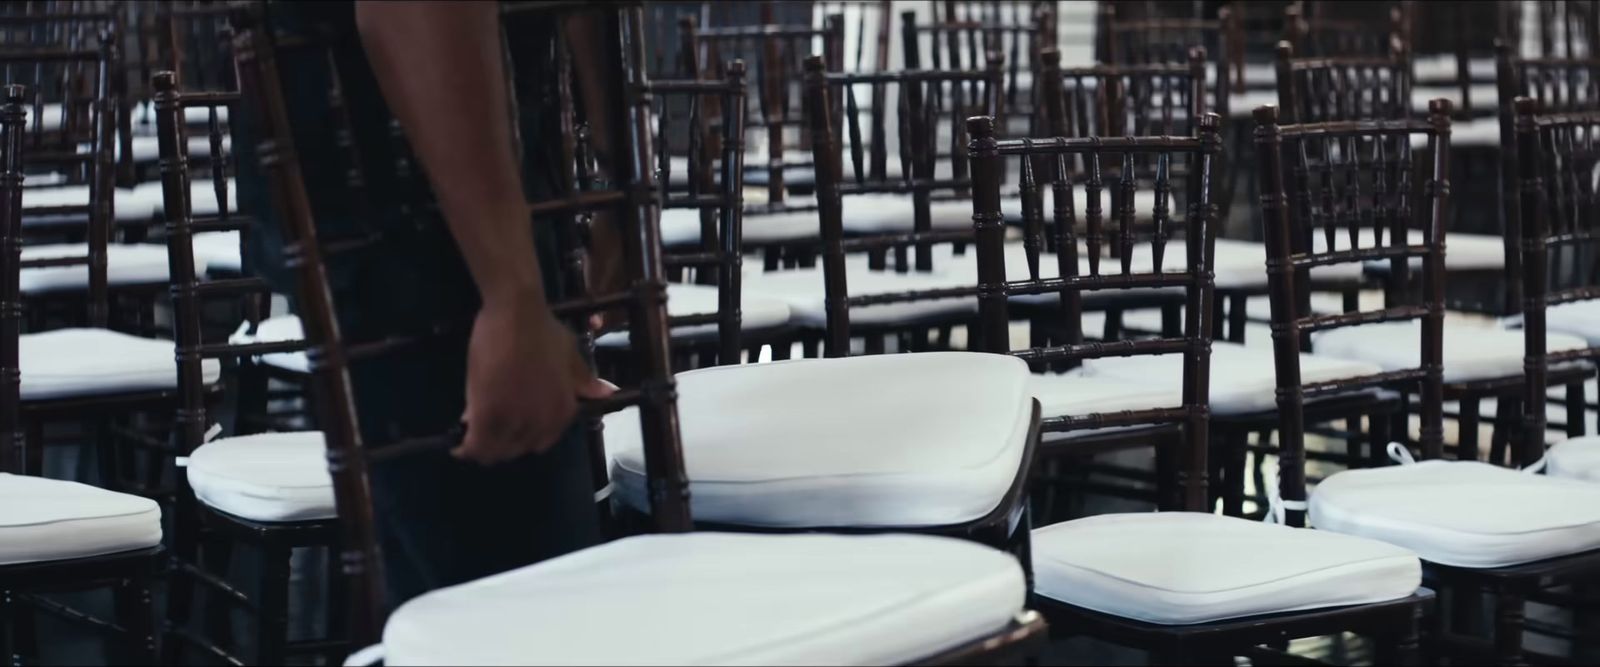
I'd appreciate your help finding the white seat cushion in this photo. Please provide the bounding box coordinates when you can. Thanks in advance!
[189,231,242,274]
[1313,461,1600,568]
[1313,319,1588,383]
[1083,342,1383,416]
[1413,55,1497,81]
[743,266,976,328]
[1212,238,1366,289]
[1311,228,1505,272]
[594,283,791,347]
[1449,116,1502,148]
[384,532,1025,666]
[608,353,1032,528]
[1546,436,1600,483]
[187,431,335,522]
[1032,512,1420,625]
[662,206,823,246]
[1533,299,1600,345]
[229,315,309,373]
[131,178,237,217]
[0,473,163,566]
[23,185,162,224]
[21,328,220,401]
[1029,368,1184,421]
[20,243,173,293]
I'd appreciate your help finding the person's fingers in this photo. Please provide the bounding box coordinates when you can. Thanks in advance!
[575,375,617,400]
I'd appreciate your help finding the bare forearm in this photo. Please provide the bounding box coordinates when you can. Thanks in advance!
[355,0,542,308]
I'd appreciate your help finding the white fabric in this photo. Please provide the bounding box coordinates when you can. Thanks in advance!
[609,353,1032,528]
[1413,55,1497,81]
[1313,319,1588,383]
[1545,436,1600,483]
[229,315,309,373]
[1534,299,1600,345]
[187,431,335,522]
[662,206,822,246]
[1029,368,1184,421]
[19,243,172,293]
[113,135,230,163]
[22,185,162,223]
[383,532,1026,666]
[190,231,242,274]
[0,473,163,566]
[130,178,237,216]
[1032,512,1420,625]
[20,328,220,400]
[1451,117,1503,148]
[1084,341,1383,415]
[1312,460,1600,568]
[1232,89,1281,117]
[1311,228,1505,272]
[594,283,791,347]
[743,265,976,328]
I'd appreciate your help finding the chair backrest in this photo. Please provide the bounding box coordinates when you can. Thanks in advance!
[1100,3,1243,107]
[684,10,843,206]
[804,55,1004,356]
[1495,44,1600,313]
[814,0,895,73]
[1275,41,1412,124]
[1512,97,1600,465]
[152,70,289,512]
[967,106,1222,512]
[231,1,686,646]
[1283,0,1410,59]
[0,21,116,327]
[0,84,24,475]
[646,63,750,366]
[1253,100,1453,524]
[1516,0,1600,59]
[903,3,1051,119]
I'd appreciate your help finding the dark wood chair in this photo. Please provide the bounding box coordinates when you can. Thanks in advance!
[0,82,161,667]
[1265,97,1600,667]
[604,54,1041,564]
[599,62,796,372]
[150,71,344,666]
[1512,0,1600,60]
[969,103,1433,665]
[903,2,1054,137]
[682,8,844,207]
[234,2,1049,664]
[1282,0,1411,60]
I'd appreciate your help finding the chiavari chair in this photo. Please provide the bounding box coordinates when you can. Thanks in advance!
[1513,0,1600,61]
[1517,99,1600,476]
[0,82,161,667]
[151,71,342,666]
[602,62,796,372]
[904,2,1052,137]
[967,102,1431,664]
[234,3,1048,664]
[1276,48,1592,477]
[1,18,217,501]
[1409,2,1510,122]
[682,7,844,207]
[738,55,1005,358]
[1288,97,1600,666]
[605,55,1041,564]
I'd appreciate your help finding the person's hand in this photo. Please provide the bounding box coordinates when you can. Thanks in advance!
[452,297,614,464]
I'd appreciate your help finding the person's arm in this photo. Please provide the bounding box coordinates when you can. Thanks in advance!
[355,0,610,464]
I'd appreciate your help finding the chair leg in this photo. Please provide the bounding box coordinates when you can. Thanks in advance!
[1,588,13,665]
[201,536,236,653]
[1493,589,1528,667]
[1227,292,1247,344]
[113,564,158,665]
[1568,381,1587,438]
[1458,397,1481,462]
[10,595,35,665]
[162,511,200,664]
[256,544,292,666]
[1368,409,1392,468]
[1490,396,1520,467]
[324,544,349,663]
[1221,428,1248,517]
[22,419,42,477]
[1376,599,1424,666]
